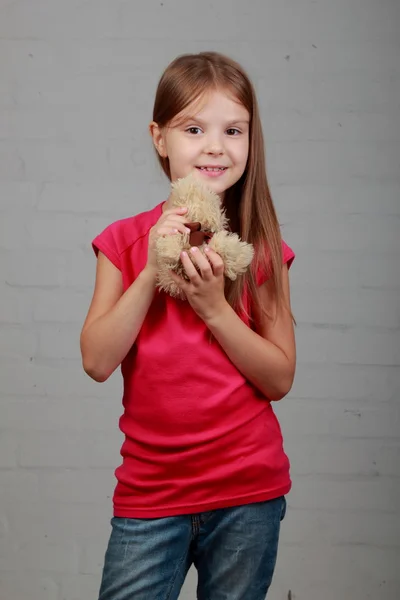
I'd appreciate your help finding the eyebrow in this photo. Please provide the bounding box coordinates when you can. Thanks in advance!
[181,117,250,126]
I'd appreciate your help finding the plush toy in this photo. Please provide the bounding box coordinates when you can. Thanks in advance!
[156,174,254,299]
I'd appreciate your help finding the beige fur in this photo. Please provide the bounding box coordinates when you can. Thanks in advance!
[156,174,254,299]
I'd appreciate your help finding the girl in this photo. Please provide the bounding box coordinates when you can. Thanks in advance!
[80,51,296,600]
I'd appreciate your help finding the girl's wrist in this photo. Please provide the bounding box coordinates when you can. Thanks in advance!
[202,300,232,328]
[141,264,158,286]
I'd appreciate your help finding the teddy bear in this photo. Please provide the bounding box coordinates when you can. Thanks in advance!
[155,173,254,299]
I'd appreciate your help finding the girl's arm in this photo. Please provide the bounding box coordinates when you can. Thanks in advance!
[204,264,296,400]
[171,247,296,401]
[81,206,190,382]
[80,252,157,382]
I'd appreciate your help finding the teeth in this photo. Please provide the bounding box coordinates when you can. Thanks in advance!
[200,167,225,172]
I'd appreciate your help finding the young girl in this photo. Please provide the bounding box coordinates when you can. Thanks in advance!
[80,51,296,600]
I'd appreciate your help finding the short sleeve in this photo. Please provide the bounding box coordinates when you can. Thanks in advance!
[282,240,295,270]
[256,240,295,286]
[92,221,122,271]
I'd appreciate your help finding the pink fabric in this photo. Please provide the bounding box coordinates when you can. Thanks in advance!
[92,203,295,518]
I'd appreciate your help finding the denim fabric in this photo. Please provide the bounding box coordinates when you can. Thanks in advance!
[98,496,286,600]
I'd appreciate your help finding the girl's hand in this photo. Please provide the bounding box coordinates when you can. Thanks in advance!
[146,207,189,272]
[170,246,229,322]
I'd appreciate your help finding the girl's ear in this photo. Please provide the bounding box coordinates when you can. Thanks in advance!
[149,121,168,158]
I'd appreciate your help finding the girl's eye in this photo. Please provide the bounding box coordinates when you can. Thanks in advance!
[186,127,202,135]
[226,128,241,136]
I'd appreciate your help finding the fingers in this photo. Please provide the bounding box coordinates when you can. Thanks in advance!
[179,251,198,279]
[169,269,188,291]
[157,208,190,236]
[186,247,213,281]
[171,247,225,294]
[204,246,225,277]
[163,206,188,216]
[183,246,224,282]
[157,222,191,236]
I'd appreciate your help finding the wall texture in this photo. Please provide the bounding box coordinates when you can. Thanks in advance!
[0,1,399,598]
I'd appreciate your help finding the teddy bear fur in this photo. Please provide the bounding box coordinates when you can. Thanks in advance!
[156,173,254,299]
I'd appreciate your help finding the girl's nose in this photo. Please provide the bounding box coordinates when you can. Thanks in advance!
[205,142,224,156]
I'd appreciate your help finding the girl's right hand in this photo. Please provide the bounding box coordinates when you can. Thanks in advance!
[146,206,189,271]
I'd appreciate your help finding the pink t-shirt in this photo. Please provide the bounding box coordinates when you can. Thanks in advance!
[92,202,295,518]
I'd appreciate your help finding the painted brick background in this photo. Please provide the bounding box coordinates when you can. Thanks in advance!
[0,1,399,598]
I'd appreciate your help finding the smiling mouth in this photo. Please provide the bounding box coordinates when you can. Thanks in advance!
[196,166,228,172]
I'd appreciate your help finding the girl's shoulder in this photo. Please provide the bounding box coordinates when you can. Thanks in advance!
[91,202,164,268]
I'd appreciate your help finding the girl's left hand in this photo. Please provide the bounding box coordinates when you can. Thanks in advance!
[170,246,229,322]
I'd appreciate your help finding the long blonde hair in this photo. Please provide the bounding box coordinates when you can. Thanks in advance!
[152,51,293,322]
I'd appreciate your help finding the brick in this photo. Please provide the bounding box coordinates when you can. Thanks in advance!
[0,143,27,180]
[0,432,18,467]
[0,105,151,143]
[0,574,59,600]
[37,182,124,215]
[281,508,400,549]
[38,469,115,504]
[291,288,399,329]
[18,430,122,468]
[33,289,90,323]
[28,214,87,250]
[0,538,78,574]
[268,141,400,185]
[79,542,107,575]
[277,400,400,438]
[0,5,120,41]
[296,326,400,366]
[292,364,399,402]
[266,111,400,143]
[282,213,399,253]
[275,182,400,216]
[59,574,101,600]
[64,250,97,288]
[0,39,58,78]
[289,250,400,291]
[78,397,122,431]
[0,470,39,504]
[38,324,82,360]
[6,501,110,544]
[37,181,165,215]
[3,250,66,287]
[0,518,8,545]
[290,477,400,512]
[0,108,59,140]
[0,103,149,141]
[0,287,33,323]
[0,139,110,182]
[261,70,400,115]
[0,326,37,359]
[0,361,122,398]
[0,181,37,209]
[0,396,121,431]
[280,40,400,73]
[273,545,400,600]
[285,436,400,478]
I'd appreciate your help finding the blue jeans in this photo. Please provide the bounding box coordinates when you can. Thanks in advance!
[98,496,286,600]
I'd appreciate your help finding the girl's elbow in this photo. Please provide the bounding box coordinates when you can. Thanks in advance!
[270,387,291,401]
[81,356,111,383]
[268,389,287,401]
[268,374,295,401]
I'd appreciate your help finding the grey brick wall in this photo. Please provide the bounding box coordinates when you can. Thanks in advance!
[1,1,399,598]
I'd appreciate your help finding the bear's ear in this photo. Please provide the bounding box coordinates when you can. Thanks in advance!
[149,121,168,158]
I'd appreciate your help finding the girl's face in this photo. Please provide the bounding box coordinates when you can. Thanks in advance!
[151,89,250,200]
